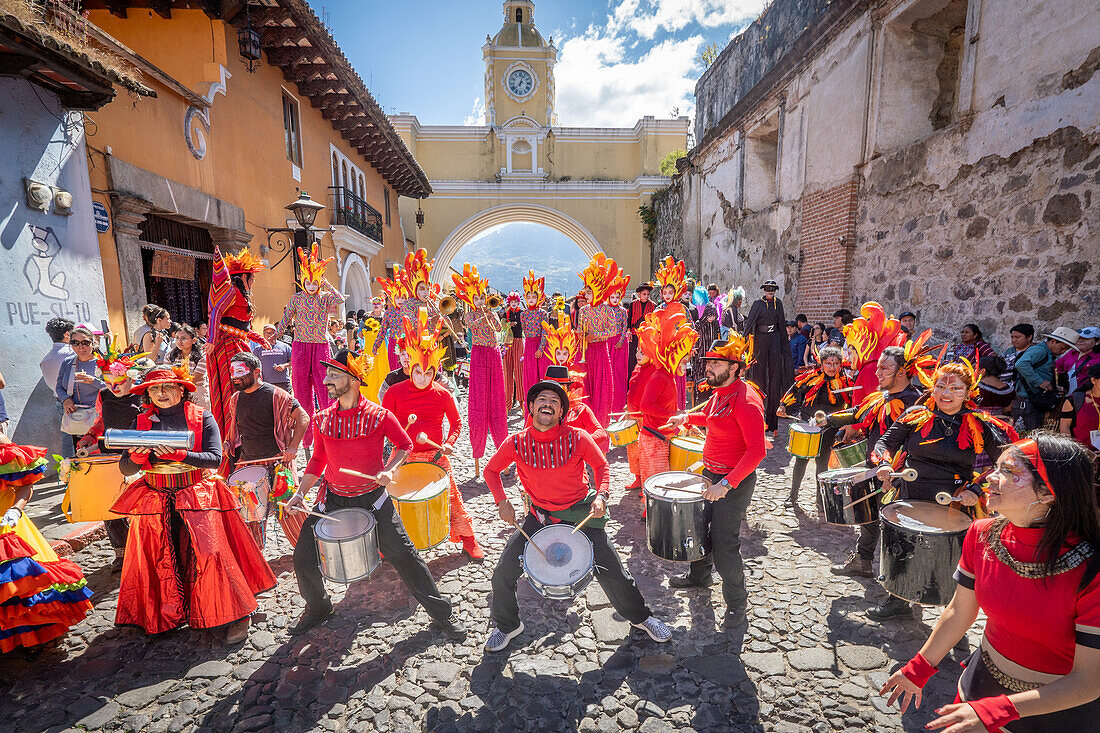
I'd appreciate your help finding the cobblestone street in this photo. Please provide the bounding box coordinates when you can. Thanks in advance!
[1,407,982,733]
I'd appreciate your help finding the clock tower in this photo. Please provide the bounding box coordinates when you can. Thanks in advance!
[483,0,557,128]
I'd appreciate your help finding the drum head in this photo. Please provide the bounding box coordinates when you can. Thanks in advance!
[671,436,706,451]
[790,423,822,435]
[882,501,971,533]
[228,466,268,485]
[388,462,449,501]
[643,471,708,502]
[316,508,375,541]
[818,467,869,483]
[608,419,637,431]
[524,524,593,585]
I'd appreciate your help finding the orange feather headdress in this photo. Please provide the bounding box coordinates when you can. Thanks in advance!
[522,270,546,308]
[654,256,686,301]
[843,302,907,370]
[578,253,623,306]
[702,332,754,366]
[221,247,266,275]
[903,329,939,383]
[296,243,334,285]
[636,307,698,374]
[608,272,631,302]
[543,318,580,366]
[402,307,447,375]
[375,264,410,305]
[400,248,434,297]
[450,263,490,307]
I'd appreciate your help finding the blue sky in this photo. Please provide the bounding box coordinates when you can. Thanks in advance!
[324,0,769,127]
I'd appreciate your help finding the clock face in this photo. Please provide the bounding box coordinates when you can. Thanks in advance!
[507,69,534,97]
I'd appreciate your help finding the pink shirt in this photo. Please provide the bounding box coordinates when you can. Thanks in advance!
[275,289,344,343]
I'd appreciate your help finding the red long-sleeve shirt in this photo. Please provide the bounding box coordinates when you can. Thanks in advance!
[306,396,413,496]
[485,424,609,510]
[640,369,678,436]
[523,401,609,452]
[686,379,767,486]
[627,363,654,414]
[382,379,461,448]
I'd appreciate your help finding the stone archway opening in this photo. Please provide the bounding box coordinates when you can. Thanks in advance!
[431,203,603,293]
[340,253,372,312]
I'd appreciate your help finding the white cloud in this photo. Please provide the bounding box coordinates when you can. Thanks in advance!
[463,96,486,126]
[552,0,769,127]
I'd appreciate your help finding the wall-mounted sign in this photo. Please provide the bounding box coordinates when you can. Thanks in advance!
[92,201,110,232]
[150,250,195,280]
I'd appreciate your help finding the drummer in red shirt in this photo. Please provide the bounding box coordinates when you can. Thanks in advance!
[523,365,608,452]
[284,349,465,640]
[880,432,1100,731]
[382,309,484,559]
[482,377,673,652]
[624,348,656,491]
[665,336,767,625]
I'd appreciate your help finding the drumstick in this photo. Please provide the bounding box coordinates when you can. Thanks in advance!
[406,414,418,429]
[235,456,281,467]
[339,467,380,482]
[571,511,596,534]
[277,502,332,521]
[685,399,711,414]
[416,432,446,451]
[687,460,704,472]
[842,487,883,510]
[610,410,642,418]
[935,491,972,505]
[831,386,858,394]
[511,520,548,560]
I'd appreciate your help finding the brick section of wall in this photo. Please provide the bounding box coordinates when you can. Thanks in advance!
[795,180,858,321]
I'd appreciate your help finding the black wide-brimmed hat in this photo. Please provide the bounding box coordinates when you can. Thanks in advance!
[526,379,570,419]
[761,280,779,292]
[635,282,654,293]
[320,348,373,382]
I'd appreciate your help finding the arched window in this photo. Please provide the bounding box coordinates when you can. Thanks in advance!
[341,161,349,212]
[516,8,523,22]
[511,138,533,173]
[358,173,366,219]
[332,153,339,188]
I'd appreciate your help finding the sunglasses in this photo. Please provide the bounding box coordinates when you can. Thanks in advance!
[71,340,93,346]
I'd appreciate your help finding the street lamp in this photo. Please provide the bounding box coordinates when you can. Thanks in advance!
[286,190,326,229]
[237,4,262,73]
[415,201,425,229]
[261,191,328,285]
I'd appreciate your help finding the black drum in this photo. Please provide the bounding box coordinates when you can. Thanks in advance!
[643,471,712,562]
[879,500,971,606]
[817,467,879,525]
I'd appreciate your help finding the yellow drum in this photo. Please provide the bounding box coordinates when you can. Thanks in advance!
[62,456,131,523]
[669,436,706,474]
[607,419,639,447]
[787,423,823,459]
[388,462,450,550]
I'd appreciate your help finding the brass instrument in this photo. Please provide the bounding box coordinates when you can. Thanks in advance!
[437,295,457,316]
[487,294,503,309]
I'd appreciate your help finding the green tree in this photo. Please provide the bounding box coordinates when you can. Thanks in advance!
[698,42,720,68]
[659,149,687,176]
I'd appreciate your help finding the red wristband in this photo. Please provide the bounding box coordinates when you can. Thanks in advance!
[967,695,1020,732]
[899,652,938,689]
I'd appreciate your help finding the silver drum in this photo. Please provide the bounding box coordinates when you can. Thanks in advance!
[314,508,380,584]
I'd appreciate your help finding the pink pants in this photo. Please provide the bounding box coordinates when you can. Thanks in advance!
[468,345,508,460]
[521,337,548,414]
[611,338,629,413]
[292,341,332,446]
[584,340,613,427]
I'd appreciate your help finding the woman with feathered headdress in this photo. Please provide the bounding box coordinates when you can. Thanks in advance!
[653,256,695,410]
[373,264,410,370]
[607,273,632,414]
[578,254,625,425]
[519,271,551,413]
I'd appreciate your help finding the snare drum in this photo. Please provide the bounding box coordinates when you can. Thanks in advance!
[832,439,867,469]
[668,436,705,474]
[226,466,271,523]
[315,508,381,584]
[62,456,131,523]
[522,524,595,599]
[643,471,712,562]
[816,467,878,525]
[387,462,450,550]
[787,423,822,458]
[607,419,639,447]
[879,501,971,606]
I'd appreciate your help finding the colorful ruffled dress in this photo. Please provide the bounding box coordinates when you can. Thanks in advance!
[0,444,93,652]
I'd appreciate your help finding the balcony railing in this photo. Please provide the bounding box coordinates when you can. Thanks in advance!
[329,186,383,243]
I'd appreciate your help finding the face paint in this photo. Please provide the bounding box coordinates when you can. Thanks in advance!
[230,362,251,379]
[304,281,320,294]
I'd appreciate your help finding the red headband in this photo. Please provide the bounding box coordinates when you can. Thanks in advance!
[1014,438,1055,497]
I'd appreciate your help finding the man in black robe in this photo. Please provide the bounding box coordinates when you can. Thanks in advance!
[744,280,793,434]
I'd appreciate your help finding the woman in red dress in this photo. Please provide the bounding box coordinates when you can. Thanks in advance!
[880,431,1100,731]
[112,366,276,643]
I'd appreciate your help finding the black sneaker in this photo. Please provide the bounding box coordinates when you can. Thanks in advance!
[430,616,468,641]
[669,573,714,588]
[288,602,334,635]
[830,552,873,578]
[867,597,915,621]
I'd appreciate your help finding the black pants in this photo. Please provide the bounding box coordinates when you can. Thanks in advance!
[490,512,651,633]
[684,469,756,611]
[292,489,453,622]
[791,425,837,495]
[105,518,129,551]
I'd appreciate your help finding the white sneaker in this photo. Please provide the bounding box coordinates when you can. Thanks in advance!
[484,622,525,652]
[632,616,672,643]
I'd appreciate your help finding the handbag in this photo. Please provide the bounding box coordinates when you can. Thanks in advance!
[60,365,98,435]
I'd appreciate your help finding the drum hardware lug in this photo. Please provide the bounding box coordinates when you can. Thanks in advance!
[888,542,906,557]
[876,574,885,582]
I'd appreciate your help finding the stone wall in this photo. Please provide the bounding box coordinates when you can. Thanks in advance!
[650,183,697,275]
[853,125,1099,343]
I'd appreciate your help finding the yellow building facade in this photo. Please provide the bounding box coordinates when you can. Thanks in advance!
[81,1,429,339]
[392,0,689,285]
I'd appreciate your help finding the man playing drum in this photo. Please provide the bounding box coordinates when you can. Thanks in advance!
[523,365,609,452]
[826,340,930,578]
[665,337,767,625]
[382,309,484,560]
[284,349,466,640]
[482,377,673,652]
[221,351,309,548]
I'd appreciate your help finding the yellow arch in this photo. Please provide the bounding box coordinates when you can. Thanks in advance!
[429,203,603,284]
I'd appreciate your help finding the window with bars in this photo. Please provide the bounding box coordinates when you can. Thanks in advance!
[282,92,302,166]
[384,187,391,225]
